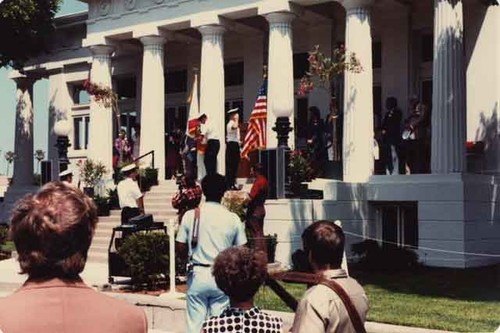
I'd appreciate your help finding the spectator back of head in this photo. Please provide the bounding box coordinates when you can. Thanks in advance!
[201,173,226,202]
[212,246,267,302]
[10,181,98,279]
[302,220,345,269]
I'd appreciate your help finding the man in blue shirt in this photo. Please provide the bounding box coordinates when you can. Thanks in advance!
[176,173,247,333]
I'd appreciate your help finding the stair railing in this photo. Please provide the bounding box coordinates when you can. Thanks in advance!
[133,150,155,169]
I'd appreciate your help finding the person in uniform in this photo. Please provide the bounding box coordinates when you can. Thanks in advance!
[176,173,247,333]
[117,164,144,225]
[381,97,402,175]
[291,221,369,333]
[225,108,241,190]
[199,113,219,176]
[59,169,73,185]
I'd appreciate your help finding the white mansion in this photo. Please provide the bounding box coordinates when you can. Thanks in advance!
[3,0,500,268]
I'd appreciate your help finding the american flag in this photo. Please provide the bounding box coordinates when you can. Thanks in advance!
[241,80,267,160]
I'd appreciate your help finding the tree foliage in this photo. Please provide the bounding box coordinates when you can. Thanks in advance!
[0,0,61,69]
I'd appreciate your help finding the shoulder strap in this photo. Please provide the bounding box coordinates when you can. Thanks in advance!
[191,207,201,248]
[320,278,366,333]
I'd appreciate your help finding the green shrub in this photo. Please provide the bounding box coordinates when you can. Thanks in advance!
[0,224,8,244]
[107,188,119,209]
[118,232,169,289]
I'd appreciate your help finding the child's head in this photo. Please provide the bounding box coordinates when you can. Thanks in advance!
[212,246,268,303]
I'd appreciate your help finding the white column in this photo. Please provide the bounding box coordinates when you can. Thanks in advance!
[265,12,295,149]
[88,45,114,175]
[199,25,226,175]
[139,36,166,180]
[48,70,72,180]
[431,0,466,173]
[12,77,35,186]
[341,0,374,183]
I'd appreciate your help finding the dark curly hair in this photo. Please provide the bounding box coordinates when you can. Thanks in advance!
[9,182,98,279]
[212,246,267,302]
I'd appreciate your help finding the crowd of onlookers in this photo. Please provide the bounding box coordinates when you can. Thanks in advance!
[0,178,368,333]
[305,96,431,178]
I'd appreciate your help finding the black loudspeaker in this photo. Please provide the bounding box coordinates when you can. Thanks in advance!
[259,148,289,199]
[41,161,52,184]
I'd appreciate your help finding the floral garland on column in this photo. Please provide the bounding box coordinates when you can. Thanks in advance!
[298,45,362,162]
[83,79,120,131]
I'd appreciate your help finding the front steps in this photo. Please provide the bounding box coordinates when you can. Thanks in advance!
[87,180,179,264]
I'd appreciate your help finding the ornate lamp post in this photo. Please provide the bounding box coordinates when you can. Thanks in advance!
[54,119,72,173]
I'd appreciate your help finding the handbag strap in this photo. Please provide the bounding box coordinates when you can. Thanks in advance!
[320,277,367,333]
[191,207,201,248]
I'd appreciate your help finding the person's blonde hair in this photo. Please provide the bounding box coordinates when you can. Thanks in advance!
[10,182,98,279]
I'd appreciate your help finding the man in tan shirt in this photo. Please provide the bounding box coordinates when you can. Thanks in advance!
[291,221,369,333]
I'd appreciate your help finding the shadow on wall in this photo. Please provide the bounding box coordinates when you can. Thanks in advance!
[475,104,499,174]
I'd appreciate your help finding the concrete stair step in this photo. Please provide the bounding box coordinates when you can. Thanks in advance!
[87,252,108,264]
[144,197,172,203]
[144,202,173,208]
[92,236,111,246]
[95,229,113,237]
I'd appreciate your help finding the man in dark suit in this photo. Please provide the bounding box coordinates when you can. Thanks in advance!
[381,97,402,175]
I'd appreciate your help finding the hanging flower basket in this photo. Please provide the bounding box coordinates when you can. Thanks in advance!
[83,79,121,132]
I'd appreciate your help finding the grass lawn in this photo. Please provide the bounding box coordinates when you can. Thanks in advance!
[255,265,500,332]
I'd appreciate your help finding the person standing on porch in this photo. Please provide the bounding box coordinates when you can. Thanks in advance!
[307,106,327,176]
[114,129,132,168]
[245,163,268,255]
[381,97,402,175]
[176,173,247,333]
[199,113,219,176]
[225,108,241,190]
[117,164,144,225]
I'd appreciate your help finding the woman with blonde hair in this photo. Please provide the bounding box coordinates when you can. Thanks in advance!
[0,182,147,333]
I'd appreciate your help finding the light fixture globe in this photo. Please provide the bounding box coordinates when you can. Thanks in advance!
[272,98,293,118]
[54,119,71,137]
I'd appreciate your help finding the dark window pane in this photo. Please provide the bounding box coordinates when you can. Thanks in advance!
[72,84,90,104]
[293,53,309,79]
[225,62,244,86]
[165,69,187,94]
[372,41,382,68]
[116,77,136,99]
[382,206,398,248]
[296,98,309,138]
[178,106,188,132]
[422,34,433,62]
[84,117,89,149]
[73,117,81,150]
[403,206,418,248]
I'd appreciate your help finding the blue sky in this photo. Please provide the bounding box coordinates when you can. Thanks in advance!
[0,0,87,175]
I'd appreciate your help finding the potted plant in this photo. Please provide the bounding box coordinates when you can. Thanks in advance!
[222,190,247,222]
[107,188,120,209]
[93,195,110,216]
[138,167,159,192]
[288,149,315,197]
[78,159,107,197]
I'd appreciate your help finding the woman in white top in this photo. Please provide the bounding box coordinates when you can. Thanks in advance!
[225,108,241,190]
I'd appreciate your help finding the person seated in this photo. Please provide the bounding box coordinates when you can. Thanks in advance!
[0,182,147,333]
[291,221,368,333]
[202,246,283,333]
